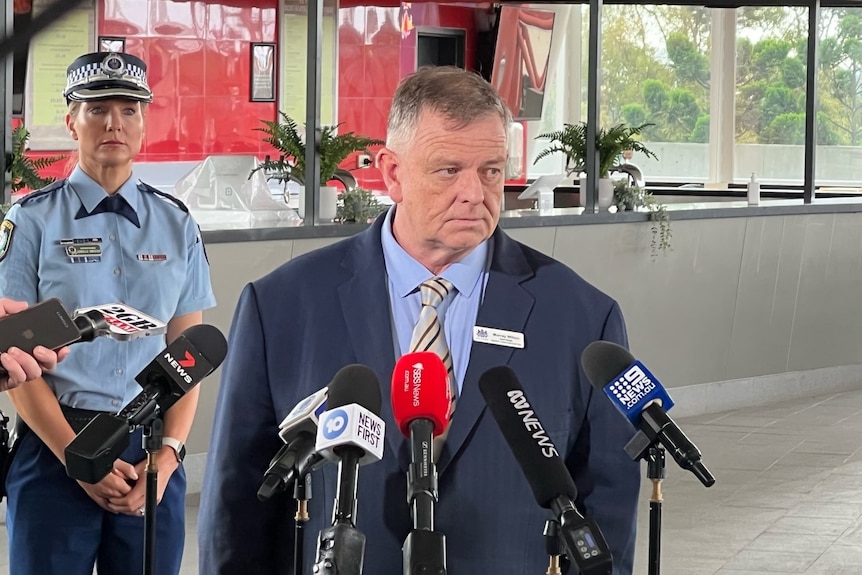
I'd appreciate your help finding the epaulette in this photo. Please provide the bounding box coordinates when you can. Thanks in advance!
[16,179,66,207]
[137,180,189,213]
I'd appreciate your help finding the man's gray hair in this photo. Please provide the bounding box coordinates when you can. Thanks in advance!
[386,66,512,150]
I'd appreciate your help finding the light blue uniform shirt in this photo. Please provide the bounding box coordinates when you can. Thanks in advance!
[0,166,216,411]
[380,207,491,397]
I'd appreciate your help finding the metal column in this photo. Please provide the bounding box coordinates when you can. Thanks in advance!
[584,0,602,214]
[1,0,11,205]
[304,0,323,224]
[803,0,820,204]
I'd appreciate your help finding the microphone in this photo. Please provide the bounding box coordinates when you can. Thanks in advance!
[581,340,716,487]
[257,386,328,502]
[65,324,227,484]
[312,364,385,575]
[479,366,613,575]
[73,303,169,341]
[391,352,451,575]
[0,298,163,378]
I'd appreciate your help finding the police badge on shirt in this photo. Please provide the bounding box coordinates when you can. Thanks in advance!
[59,237,103,264]
[0,220,14,262]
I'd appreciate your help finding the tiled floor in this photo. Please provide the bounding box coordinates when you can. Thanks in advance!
[5,388,862,574]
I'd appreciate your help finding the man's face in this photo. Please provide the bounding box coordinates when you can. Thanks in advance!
[66,99,145,169]
[379,110,508,263]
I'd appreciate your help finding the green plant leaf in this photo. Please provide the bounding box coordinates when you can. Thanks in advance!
[534,121,658,178]
[251,113,384,184]
[5,126,65,193]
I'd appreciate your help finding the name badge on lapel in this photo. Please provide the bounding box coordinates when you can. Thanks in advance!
[473,326,525,349]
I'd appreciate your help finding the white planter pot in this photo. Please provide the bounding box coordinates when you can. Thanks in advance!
[579,176,614,210]
[298,185,338,222]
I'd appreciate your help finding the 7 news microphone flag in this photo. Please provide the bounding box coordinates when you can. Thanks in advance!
[65,324,227,484]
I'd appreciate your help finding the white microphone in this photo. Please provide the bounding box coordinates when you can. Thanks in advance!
[315,402,385,467]
[73,303,168,341]
[279,387,328,442]
[257,387,329,502]
[312,364,384,575]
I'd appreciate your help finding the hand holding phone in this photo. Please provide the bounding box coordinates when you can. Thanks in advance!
[0,298,78,388]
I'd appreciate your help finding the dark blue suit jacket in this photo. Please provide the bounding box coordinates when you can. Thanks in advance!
[199,216,640,574]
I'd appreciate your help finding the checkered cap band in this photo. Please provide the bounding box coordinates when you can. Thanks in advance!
[64,52,153,102]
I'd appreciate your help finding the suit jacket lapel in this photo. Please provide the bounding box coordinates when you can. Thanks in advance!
[437,229,535,475]
[337,217,407,465]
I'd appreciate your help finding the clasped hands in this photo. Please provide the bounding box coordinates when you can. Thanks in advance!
[76,449,180,517]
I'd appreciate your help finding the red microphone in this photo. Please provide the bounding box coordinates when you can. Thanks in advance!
[390,352,451,574]
[391,351,451,438]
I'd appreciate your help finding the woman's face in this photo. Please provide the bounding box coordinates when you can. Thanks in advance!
[66,99,145,169]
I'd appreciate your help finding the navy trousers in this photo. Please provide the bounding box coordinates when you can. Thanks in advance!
[6,427,187,575]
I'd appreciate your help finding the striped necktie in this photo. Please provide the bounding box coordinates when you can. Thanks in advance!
[410,277,457,406]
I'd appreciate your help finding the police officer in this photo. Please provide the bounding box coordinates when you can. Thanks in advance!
[0,52,216,575]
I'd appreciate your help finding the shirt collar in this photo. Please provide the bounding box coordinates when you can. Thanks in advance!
[380,206,489,299]
[68,165,141,216]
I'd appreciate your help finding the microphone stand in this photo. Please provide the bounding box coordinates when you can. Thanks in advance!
[141,416,164,575]
[646,446,666,575]
[294,473,312,575]
[624,408,714,575]
[313,451,366,575]
[402,419,446,575]
[543,519,562,575]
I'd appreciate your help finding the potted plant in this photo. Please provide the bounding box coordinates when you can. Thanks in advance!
[249,112,383,221]
[613,180,672,259]
[336,187,387,224]
[4,125,65,199]
[534,122,658,209]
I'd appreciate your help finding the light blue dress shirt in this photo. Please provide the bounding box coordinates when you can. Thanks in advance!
[380,207,491,397]
[0,166,217,411]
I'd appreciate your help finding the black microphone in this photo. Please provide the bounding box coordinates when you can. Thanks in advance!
[257,386,328,502]
[65,324,227,484]
[312,364,385,575]
[581,341,715,487]
[479,366,613,575]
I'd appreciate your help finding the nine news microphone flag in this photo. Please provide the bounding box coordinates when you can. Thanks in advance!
[581,340,715,487]
[65,324,227,484]
[479,366,613,575]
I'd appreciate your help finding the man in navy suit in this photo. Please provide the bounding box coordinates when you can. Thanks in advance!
[199,66,640,574]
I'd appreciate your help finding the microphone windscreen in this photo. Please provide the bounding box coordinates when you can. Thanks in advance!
[182,324,228,369]
[327,364,382,416]
[479,366,577,509]
[391,352,451,438]
[581,340,635,390]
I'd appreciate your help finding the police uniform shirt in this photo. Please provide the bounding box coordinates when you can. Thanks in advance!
[0,166,216,411]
